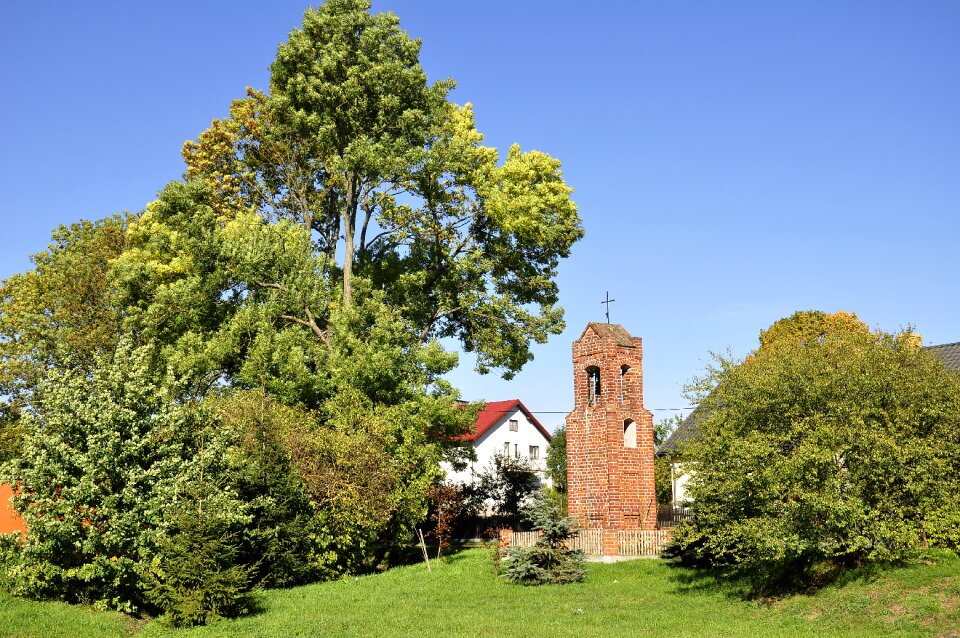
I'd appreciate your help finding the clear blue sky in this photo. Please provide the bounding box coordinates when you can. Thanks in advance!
[2,1,958,432]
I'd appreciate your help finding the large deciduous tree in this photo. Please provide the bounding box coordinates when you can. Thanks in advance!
[180,0,582,378]
[672,311,960,591]
[0,218,125,409]
[0,217,126,463]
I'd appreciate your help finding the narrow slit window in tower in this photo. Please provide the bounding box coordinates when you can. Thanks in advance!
[623,419,637,448]
[587,366,601,406]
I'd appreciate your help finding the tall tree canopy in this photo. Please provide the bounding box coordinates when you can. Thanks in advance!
[180,0,582,378]
[673,310,960,592]
[0,217,125,406]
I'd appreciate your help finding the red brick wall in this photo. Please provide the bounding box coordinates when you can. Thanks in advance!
[566,324,657,546]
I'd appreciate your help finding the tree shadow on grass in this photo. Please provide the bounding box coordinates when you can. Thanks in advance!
[662,550,893,602]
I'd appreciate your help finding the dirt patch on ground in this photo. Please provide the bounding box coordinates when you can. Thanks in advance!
[939,593,958,612]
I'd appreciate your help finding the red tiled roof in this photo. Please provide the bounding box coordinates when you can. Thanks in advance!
[462,399,553,442]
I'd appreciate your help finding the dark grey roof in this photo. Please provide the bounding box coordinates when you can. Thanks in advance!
[657,407,705,456]
[926,342,960,372]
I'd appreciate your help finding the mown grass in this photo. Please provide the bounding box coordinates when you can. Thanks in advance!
[1,549,957,637]
[0,591,138,637]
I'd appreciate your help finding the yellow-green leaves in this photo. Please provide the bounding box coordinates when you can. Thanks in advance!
[483,144,580,250]
[179,1,582,378]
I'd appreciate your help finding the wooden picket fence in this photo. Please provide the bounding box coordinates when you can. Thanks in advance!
[509,528,670,557]
[616,530,671,556]
[576,529,604,555]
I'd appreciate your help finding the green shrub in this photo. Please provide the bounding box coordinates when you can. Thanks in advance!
[215,391,321,588]
[671,311,960,593]
[463,453,541,530]
[0,344,196,613]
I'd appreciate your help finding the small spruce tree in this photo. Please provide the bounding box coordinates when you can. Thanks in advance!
[501,491,585,585]
[144,425,256,627]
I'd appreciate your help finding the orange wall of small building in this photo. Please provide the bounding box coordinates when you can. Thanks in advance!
[0,484,27,535]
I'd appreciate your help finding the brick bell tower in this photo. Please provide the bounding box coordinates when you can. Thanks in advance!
[566,323,657,554]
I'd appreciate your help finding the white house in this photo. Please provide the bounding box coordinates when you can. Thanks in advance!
[443,399,553,486]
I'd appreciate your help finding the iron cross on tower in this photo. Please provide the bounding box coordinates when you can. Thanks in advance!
[601,291,615,323]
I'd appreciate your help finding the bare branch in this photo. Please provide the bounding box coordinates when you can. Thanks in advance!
[255,280,292,293]
[418,307,461,344]
[280,309,329,345]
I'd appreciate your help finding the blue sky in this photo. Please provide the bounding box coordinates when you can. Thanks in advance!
[2,1,958,432]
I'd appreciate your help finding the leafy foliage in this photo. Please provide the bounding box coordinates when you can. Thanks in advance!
[181,0,582,379]
[463,453,541,529]
[654,415,683,505]
[654,414,682,448]
[425,483,463,559]
[654,456,674,506]
[0,217,125,398]
[0,217,125,457]
[0,344,198,612]
[212,391,320,588]
[671,310,960,592]
[757,309,870,350]
[501,491,585,585]
[545,426,567,493]
[144,484,254,627]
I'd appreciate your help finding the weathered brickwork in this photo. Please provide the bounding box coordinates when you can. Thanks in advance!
[566,323,657,553]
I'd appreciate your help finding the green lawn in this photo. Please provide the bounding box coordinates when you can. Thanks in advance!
[0,593,139,638]
[2,549,957,637]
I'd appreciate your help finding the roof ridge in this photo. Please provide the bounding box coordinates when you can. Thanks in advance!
[461,399,553,443]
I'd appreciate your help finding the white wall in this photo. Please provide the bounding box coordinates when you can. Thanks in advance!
[442,406,551,487]
[671,462,695,504]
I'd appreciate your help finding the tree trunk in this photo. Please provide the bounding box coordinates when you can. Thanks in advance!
[342,173,357,309]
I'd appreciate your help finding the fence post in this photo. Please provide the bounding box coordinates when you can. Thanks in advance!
[601,528,618,556]
[498,527,513,552]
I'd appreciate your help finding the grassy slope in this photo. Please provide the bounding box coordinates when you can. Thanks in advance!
[0,592,136,638]
[2,550,957,637]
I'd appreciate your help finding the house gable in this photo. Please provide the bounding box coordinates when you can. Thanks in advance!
[443,399,552,485]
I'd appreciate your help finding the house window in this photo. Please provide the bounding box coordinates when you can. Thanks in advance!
[529,446,539,459]
[509,419,518,431]
[504,442,510,455]
[514,443,519,457]
[587,366,601,406]
[623,419,637,448]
